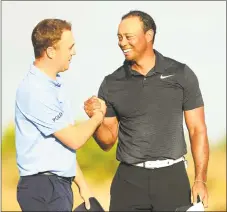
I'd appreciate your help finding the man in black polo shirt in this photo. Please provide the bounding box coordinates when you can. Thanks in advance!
[84,10,209,211]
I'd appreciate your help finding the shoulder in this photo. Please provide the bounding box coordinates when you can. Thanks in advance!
[99,64,127,90]
[163,55,186,72]
[161,55,199,88]
[16,75,58,109]
[155,50,201,88]
[105,65,126,81]
[161,53,196,79]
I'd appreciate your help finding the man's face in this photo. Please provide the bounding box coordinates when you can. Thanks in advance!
[118,17,151,61]
[53,30,76,72]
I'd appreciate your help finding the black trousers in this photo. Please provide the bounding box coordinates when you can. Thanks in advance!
[110,161,191,211]
[17,174,73,211]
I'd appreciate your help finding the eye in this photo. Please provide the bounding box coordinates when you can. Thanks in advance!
[126,36,134,40]
[118,36,123,41]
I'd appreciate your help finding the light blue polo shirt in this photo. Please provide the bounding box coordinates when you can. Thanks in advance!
[15,64,76,177]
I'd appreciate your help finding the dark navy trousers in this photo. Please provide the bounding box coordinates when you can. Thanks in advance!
[17,174,73,211]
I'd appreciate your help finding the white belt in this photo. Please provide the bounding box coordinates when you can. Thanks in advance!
[133,156,185,169]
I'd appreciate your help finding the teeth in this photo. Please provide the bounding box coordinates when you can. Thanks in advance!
[123,49,131,53]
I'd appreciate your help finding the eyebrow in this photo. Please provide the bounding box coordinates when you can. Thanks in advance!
[117,33,134,36]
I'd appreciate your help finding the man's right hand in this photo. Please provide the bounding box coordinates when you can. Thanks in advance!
[84,96,119,151]
[92,109,105,126]
[84,96,107,118]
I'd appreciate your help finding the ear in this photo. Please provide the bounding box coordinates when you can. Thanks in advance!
[46,46,56,59]
[145,29,154,43]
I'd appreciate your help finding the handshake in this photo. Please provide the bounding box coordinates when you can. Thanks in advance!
[84,96,107,123]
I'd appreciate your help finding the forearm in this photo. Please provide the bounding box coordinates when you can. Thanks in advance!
[72,115,102,149]
[190,130,209,182]
[93,124,117,151]
[73,160,89,190]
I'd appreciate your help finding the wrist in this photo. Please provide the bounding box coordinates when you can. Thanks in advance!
[93,111,104,125]
[194,179,207,185]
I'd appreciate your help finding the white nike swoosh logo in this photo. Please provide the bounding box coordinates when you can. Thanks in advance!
[160,74,174,79]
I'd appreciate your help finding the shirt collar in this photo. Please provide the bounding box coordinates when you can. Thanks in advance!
[29,64,62,87]
[124,49,167,78]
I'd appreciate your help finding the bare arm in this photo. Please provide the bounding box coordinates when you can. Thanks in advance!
[184,106,209,206]
[53,112,103,150]
[73,160,93,209]
[93,116,119,151]
[184,106,209,182]
[84,96,119,151]
[73,160,90,191]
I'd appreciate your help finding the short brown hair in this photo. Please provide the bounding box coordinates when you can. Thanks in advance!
[31,19,72,59]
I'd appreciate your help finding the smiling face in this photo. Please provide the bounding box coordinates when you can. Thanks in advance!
[46,30,76,72]
[117,16,153,62]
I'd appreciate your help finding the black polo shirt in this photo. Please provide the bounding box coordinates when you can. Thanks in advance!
[98,49,204,164]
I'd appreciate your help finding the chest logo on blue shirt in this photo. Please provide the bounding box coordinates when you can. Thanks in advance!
[52,112,63,122]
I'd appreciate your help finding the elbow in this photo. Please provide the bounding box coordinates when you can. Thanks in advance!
[102,144,114,152]
[73,141,85,150]
[73,146,80,150]
[69,138,82,150]
[99,140,116,152]
[57,138,79,150]
[70,144,80,151]
[189,125,207,137]
[105,137,118,151]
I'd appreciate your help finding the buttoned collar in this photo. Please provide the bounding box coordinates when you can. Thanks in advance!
[124,49,168,78]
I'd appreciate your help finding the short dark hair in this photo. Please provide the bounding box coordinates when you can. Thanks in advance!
[122,10,157,43]
[31,19,72,59]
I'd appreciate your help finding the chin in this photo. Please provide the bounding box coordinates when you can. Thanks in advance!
[124,54,133,60]
[59,68,68,73]
[64,65,70,72]
[125,56,136,62]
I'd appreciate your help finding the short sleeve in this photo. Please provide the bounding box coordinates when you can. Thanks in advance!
[182,65,204,111]
[17,90,70,136]
[98,77,117,117]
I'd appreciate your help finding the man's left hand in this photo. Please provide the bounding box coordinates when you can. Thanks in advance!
[191,181,208,208]
[79,186,94,210]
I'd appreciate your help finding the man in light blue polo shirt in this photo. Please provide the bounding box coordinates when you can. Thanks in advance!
[15,19,106,211]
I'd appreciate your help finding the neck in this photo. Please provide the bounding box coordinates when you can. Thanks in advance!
[34,58,58,80]
[131,49,155,76]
